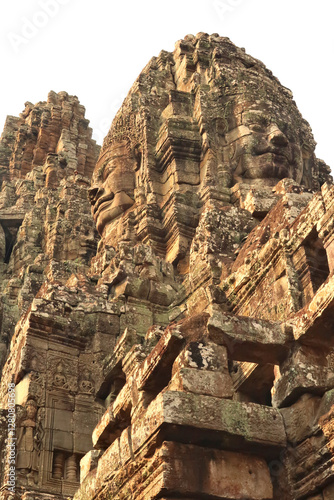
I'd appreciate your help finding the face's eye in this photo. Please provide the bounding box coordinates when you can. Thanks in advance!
[100,161,116,182]
[248,123,265,133]
[102,167,112,181]
[95,163,105,182]
[243,113,269,131]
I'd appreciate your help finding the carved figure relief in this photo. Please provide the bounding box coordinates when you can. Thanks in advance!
[17,399,43,485]
[47,355,78,393]
[78,368,94,394]
[53,362,68,389]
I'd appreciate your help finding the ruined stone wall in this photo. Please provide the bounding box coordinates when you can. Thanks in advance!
[1,33,334,500]
[0,92,104,497]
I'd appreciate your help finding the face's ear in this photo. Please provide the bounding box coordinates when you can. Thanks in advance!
[93,150,113,183]
[317,159,333,186]
[134,144,142,171]
[300,145,316,188]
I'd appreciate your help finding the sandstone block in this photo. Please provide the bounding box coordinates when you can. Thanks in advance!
[80,450,103,483]
[208,307,293,364]
[92,406,115,449]
[160,442,274,499]
[280,393,321,444]
[131,390,286,457]
[272,346,334,408]
[172,341,229,373]
[168,367,234,398]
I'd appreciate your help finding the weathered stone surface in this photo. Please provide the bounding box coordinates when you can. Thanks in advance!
[272,345,334,408]
[208,306,293,364]
[1,32,334,500]
[169,366,234,398]
[159,443,274,500]
[80,450,103,484]
[131,391,286,455]
[0,92,102,499]
[78,441,273,500]
[280,393,321,444]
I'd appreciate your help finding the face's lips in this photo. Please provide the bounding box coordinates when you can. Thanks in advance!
[253,149,291,163]
[93,191,135,220]
[92,192,115,217]
[93,192,135,234]
[93,199,114,224]
[241,149,293,181]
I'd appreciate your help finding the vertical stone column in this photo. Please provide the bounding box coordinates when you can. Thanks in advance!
[65,454,78,482]
[53,451,65,479]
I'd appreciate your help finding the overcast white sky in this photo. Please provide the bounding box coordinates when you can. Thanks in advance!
[0,0,332,169]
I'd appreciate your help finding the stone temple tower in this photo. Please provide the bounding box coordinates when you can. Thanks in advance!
[1,33,334,500]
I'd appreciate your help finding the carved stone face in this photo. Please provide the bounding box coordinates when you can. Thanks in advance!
[26,402,37,420]
[89,141,135,236]
[222,102,307,187]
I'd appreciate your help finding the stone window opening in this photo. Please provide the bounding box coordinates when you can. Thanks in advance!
[141,371,173,410]
[1,222,19,264]
[96,365,127,410]
[296,227,330,305]
[229,361,275,406]
[134,144,142,171]
[305,229,329,291]
[104,375,126,409]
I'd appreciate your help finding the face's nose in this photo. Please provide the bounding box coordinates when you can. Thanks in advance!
[88,185,103,205]
[268,127,289,147]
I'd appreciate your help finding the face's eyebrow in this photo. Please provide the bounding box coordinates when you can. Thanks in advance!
[98,158,112,179]
[97,163,106,180]
[243,112,269,124]
[92,162,106,184]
